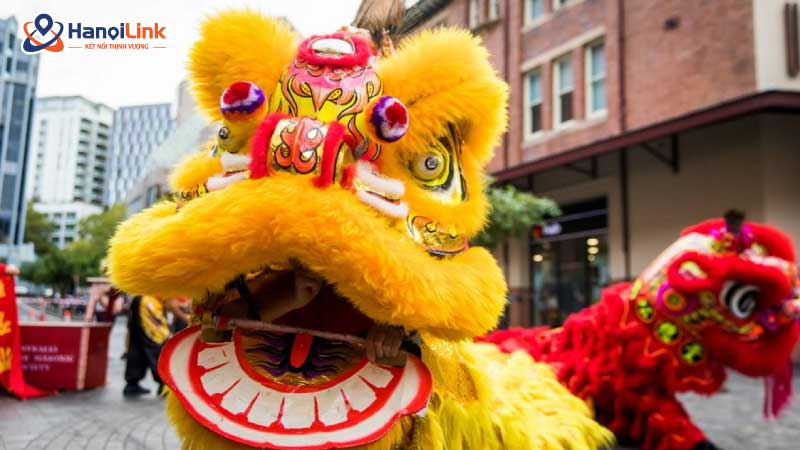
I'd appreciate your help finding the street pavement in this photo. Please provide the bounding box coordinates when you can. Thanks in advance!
[0,318,180,450]
[0,318,798,450]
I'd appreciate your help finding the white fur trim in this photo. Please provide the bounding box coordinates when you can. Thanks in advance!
[221,152,251,173]
[355,161,404,199]
[357,190,409,219]
[207,172,248,192]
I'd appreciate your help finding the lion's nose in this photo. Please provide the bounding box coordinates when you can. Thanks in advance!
[249,114,350,188]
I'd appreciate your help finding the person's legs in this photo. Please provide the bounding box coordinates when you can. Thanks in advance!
[123,337,151,396]
[142,341,163,395]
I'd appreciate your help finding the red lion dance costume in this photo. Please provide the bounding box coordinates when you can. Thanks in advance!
[483,213,800,450]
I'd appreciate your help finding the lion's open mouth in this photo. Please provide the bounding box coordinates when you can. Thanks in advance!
[159,268,432,449]
[206,269,382,371]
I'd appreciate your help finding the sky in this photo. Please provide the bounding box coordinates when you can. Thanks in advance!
[4,0,363,108]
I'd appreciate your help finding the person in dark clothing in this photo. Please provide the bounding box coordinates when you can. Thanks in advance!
[124,295,170,397]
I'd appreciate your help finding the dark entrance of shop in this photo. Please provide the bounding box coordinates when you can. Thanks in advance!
[530,197,609,326]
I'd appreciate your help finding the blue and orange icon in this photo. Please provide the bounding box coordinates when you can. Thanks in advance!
[22,14,64,54]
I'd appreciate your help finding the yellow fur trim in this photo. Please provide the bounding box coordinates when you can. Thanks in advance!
[189,10,297,120]
[169,147,222,192]
[109,175,506,339]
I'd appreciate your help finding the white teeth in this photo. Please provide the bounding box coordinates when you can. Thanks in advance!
[221,152,251,173]
[207,172,247,192]
[357,190,409,219]
[355,161,405,199]
[353,161,408,218]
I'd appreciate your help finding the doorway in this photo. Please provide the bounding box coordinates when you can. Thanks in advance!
[530,197,609,326]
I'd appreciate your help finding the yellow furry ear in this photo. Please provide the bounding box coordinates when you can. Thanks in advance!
[378,29,508,165]
[189,10,297,121]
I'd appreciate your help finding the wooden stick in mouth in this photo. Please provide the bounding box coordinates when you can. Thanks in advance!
[214,316,369,346]
[213,316,421,367]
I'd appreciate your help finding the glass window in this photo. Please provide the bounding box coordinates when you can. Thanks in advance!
[0,218,10,243]
[530,197,609,327]
[469,0,480,28]
[527,0,544,23]
[16,58,29,73]
[525,70,543,135]
[6,83,27,162]
[553,0,570,10]
[554,54,574,125]
[5,57,12,74]
[585,41,607,115]
[0,174,16,210]
[488,0,500,20]
[7,34,13,50]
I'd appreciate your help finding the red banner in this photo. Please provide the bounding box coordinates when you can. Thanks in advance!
[0,265,48,399]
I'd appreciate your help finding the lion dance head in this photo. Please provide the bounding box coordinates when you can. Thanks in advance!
[631,211,800,415]
[109,10,611,450]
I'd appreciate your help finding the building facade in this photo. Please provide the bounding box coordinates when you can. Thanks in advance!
[0,16,38,263]
[124,80,214,215]
[26,96,114,247]
[397,0,800,327]
[106,104,173,206]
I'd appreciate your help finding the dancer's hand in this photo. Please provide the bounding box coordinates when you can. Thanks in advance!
[365,325,405,365]
[292,271,322,310]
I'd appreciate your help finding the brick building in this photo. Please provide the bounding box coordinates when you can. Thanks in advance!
[393,0,800,327]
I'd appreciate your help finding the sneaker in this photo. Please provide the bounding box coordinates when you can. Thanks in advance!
[123,384,151,397]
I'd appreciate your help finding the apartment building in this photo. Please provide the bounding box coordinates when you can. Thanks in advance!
[26,96,114,247]
[106,104,173,205]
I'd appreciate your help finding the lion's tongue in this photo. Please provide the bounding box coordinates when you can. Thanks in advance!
[290,333,314,368]
[763,360,793,418]
[277,286,374,368]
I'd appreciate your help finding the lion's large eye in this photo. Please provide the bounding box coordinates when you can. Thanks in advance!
[721,281,759,319]
[412,150,447,184]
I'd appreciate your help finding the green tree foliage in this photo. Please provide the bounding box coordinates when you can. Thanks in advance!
[20,204,126,294]
[473,185,560,249]
[21,250,74,296]
[23,203,57,257]
[69,203,126,278]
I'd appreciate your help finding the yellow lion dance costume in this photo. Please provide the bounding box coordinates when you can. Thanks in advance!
[109,10,611,450]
